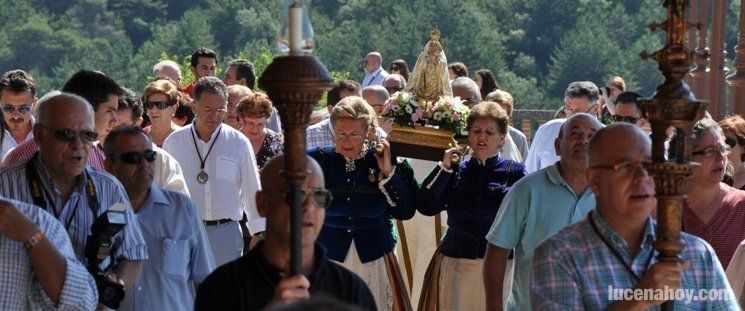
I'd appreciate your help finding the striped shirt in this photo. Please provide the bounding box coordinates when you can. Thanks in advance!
[0,156,148,263]
[306,119,387,150]
[1,137,106,169]
[531,210,738,310]
[0,197,98,310]
[683,184,745,269]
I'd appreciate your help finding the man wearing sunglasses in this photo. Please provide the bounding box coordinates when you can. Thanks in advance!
[196,155,376,310]
[611,92,647,130]
[0,93,148,304]
[0,70,37,163]
[104,126,215,310]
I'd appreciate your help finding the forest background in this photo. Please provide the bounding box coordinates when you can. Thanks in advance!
[0,0,740,109]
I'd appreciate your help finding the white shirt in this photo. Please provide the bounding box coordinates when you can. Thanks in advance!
[524,118,565,174]
[163,123,264,234]
[153,146,190,197]
[362,67,389,87]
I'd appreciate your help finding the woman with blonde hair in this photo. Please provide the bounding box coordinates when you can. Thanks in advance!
[719,115,745,189]
[142,79,182,147]
[309,96,416,311]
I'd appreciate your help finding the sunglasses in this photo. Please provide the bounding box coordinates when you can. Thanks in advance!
[284,188,333,209]
[1,104,32,114]
[611,115,639,124]
[144,101,173,110]
[725,137,742,149]
[391,66,400,71]
[39,124,98,144]
[114,150,157,164]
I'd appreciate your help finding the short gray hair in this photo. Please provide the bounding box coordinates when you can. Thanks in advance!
[692,117,726,147]
[152,60,182,79]
[36,91,93,125]
[451,77,481,103]
[565,81,599,103]
[194,76,228,102]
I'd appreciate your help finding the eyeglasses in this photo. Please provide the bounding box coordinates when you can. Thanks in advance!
[201,107,227,115]
[564,103,599,115]
[692,145,731,158]
[386,86,403,94]
[611,115,640,124]
[1,104,32,114]
[114,150,157,164]
[284,188,333,209]
[725,137,742,149]
[391,66,400,71]
[39,124,98,144]
[144,101,174,110]
[334,131,366,141]
[590,160,653,178]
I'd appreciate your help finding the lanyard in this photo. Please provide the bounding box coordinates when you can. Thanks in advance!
[588,212,655,281]
[365,70,382,86]
[190,126,222,171]
[25,152,100,231]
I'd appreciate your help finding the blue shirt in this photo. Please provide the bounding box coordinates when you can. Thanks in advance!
[486,163,595,310]
[0,155,148,264]
[417,156,525,259]
[531,210,739,310]
[121,186,215,311]
[0,198,98,310]
[310,147,416,263]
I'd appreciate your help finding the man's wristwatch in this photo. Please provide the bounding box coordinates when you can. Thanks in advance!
[23,228,45,251]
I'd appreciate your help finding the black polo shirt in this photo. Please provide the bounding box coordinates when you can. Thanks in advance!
[195,242,377,311]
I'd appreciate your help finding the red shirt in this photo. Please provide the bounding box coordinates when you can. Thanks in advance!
[683,184,745,269]
[181,82,195,98]
[0,138,106,170]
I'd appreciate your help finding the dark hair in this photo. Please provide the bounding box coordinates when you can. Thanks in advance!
[193,76,228,102]
[227,59,256,90]
[390,59,410,81]
[475,69,500,100]
[118,87,143,123]
[327,80,361,107]
[174,91,195,124]
[448,62,469,78]
[190,47,217,68]
[615,91,643,113]
[103,125,151,159]
[564,81,599,103]
[62,70,123,111]
[0,70,36,97]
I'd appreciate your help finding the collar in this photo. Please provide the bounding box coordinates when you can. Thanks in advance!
[546,162,566,186]
[590,209,656,250]
[251,241,328,286]
[468,152,501,166]
[137,185,169,214]
[33,153,87,195]
[190,122,223,143]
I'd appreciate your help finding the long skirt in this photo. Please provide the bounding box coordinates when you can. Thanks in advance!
[342,241,413,311]
[418,251,485,311]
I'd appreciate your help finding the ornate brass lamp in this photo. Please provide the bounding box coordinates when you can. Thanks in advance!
[640,1,707,309]
[258,2,334,275]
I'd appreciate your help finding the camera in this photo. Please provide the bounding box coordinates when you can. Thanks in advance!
[85,209,127,309]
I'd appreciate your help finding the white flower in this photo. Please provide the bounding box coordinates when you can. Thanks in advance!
[392,105,401,112]
[405,105,413,114]
[400,92,412,103]
[433,111,443,120]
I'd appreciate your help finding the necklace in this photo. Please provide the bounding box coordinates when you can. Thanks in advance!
[190,126,222,184]
[689,186,722,216]
[337,148,366,172]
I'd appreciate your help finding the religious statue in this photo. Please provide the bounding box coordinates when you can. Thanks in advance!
[404,27,453,103]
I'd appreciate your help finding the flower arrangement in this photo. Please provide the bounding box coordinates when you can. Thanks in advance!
[382,91,470,134]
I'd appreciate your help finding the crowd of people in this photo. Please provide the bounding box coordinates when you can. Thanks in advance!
[0,46,743,311]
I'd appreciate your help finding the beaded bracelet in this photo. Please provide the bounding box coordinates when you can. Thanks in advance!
[23,229,44,251]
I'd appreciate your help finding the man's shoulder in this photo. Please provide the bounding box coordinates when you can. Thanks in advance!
[307,119,330,132]
[508,125,527,140]
[535,218,591,255]
[508,166,553,193]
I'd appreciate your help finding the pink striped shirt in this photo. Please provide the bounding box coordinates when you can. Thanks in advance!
[0,138,106,170]
[683,184,745,269]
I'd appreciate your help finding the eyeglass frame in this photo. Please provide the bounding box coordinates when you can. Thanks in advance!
[111,150,157,164]
[588,160,654,178]
[37,123,98,145]
[1,104,32,115]
[692,145,731,158]
[563,102,599,115]
[611,115,640,124]
[144,100,176,110]
[283,187,333,209]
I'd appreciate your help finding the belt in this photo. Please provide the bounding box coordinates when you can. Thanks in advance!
[203,218,233,226]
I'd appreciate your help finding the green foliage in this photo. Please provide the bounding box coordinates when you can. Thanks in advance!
[0,0,738,109]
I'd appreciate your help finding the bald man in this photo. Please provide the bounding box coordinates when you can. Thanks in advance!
[383,74,406,95]
[0,92,148,307]
[484,113,603,310]
[196,155,376,310]
[531,123,738,309]
[362,52,389,87]
[451,77,482,108]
